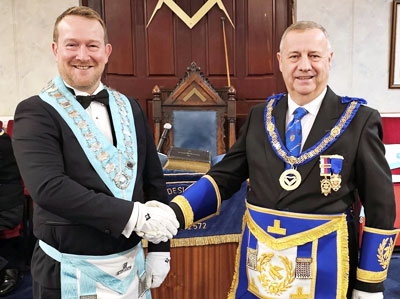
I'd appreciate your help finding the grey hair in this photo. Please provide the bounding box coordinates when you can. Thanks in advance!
[279,21,332,51]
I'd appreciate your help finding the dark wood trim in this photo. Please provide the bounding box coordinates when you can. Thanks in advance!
[390,0,400,88]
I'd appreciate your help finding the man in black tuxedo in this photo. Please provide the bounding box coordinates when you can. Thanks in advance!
[169,21,398,299]
[12,6,178,299]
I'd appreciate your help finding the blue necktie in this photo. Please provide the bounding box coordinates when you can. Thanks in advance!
[286,107,308,158]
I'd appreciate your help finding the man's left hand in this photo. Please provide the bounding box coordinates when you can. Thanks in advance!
[352,290,383,299]
[145,252,171,288]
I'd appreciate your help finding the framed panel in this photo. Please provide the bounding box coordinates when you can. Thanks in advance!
[146,0,175,75]
[389,0,400,88]
[105,0,134,75]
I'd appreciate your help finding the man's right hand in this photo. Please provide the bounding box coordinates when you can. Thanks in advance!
[133,201,179,243]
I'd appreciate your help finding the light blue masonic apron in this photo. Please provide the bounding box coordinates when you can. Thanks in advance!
[39,241,149,299]
[38,76,150,299]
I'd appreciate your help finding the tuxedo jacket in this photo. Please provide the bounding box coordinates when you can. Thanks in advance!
[12,93,168,288]
[206,87,396,293]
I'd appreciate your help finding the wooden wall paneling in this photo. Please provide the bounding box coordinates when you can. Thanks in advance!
[233,0,245,81]
[190,1,208,75]
[82,0,103,15]
[174,0,194,78]
[247,0,274,75]
[146,0,175,75]
[151,243,238,299]
[86,0,292,119]
[236,99,266,117]
[207,0,235,77]
[104,0,134,75]
[274,0,292,92]
[134,0,147,78]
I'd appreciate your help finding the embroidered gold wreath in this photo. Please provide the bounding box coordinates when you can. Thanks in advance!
[377,237,395,270]
[255,252,295,295]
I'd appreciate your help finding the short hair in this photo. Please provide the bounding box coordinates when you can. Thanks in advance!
[279,21,331,51]
[53,6,108,44]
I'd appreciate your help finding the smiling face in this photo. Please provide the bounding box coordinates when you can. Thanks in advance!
[52,15,112,94]
[277,28,333,105]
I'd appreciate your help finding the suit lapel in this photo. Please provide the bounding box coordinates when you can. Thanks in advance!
[278,87,342,200]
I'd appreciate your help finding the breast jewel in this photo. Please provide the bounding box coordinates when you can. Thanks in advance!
[39,75,138,201]
[264,94,366,191]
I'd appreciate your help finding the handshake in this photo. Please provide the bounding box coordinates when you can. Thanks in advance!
[133,201,180,244]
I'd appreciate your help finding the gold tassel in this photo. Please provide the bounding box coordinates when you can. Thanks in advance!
[141,234,240,248]
[338,216,349,299]
[227,214,247,299]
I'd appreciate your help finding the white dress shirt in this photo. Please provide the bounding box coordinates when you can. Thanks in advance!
[64,81,113,144]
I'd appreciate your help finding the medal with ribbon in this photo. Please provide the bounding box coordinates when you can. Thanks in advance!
[264,93,366,191]
[319,155,344,196]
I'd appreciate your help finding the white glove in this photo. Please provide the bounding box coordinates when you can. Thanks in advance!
[133,201,179,244]
[145,252,171,288]
[352,290,383,299]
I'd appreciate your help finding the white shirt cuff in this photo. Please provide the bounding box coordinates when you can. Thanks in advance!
[121,203,139,238]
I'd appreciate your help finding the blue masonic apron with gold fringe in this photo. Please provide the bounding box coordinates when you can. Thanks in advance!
[228,202,349,299]
[38,75,150,299]
[227,94,368,299]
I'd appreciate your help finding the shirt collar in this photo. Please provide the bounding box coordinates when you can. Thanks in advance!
[287,87,327,117]
[64,80,104,96]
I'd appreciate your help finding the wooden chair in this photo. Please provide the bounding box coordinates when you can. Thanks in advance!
[152,61,237,157]
[150,62,240,299]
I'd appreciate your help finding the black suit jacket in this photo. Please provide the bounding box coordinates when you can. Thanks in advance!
[205,87,396,293]
[12,94,168,288]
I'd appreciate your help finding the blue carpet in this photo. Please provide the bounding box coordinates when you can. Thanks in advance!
[2,254,400,298]
[3,270,32,299]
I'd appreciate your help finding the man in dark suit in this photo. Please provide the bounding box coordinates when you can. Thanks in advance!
[169,21,398,299]
[12,6,178,299]
[0,128,25,296]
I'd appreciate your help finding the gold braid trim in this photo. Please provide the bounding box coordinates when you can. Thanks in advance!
[170,175,221,229]
[184,175,222,226]
[337,214,349,299]
[227,214,247,299]
[203,175,222,215]
[170,234,240,247]
[171,195,194,229]
[141,234,240,248]
[356,268,388,283]
[363,226,400,235]
[246,210,347,251]
[247,201,344,220]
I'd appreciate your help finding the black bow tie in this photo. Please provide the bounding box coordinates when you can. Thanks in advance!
[75,89,109,109]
